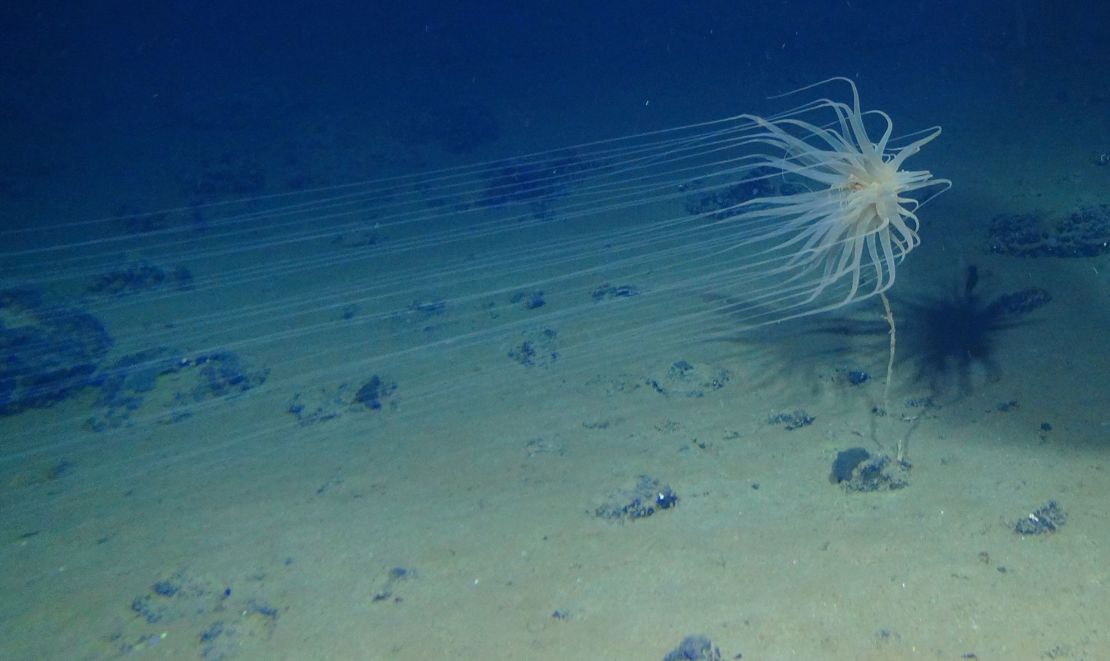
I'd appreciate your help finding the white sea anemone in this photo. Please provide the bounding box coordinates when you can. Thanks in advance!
[696,77,950,326]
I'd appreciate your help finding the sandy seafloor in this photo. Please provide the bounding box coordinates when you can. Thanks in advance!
[2,66,1110,661]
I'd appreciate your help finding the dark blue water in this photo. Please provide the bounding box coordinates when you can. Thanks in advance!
[5,1,1107,211]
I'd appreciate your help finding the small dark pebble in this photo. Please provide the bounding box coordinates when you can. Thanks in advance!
[151,580,179,598]
[671,359,695,376]
[830,448,870,484]
[655,488,678,510]
[248,600,279,619]
[847,370,869,385]
[768,410,814,430]
[511,290,546,309]
[371,566,417,603]
[199,621,224,643]
[663,634,722,661]
[354,375,396,410]
[595,475,678,522]
[1014,500,1066,535]
[591,282,640,302]
[837,454,911,492]
[508,328,559,367]
[130,596,163,624]
[388,567,415,581]
[1040,422,1052,431]
[551,609,570,620]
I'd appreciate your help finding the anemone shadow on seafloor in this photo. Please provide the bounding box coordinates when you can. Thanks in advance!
[709,265,1052,403]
